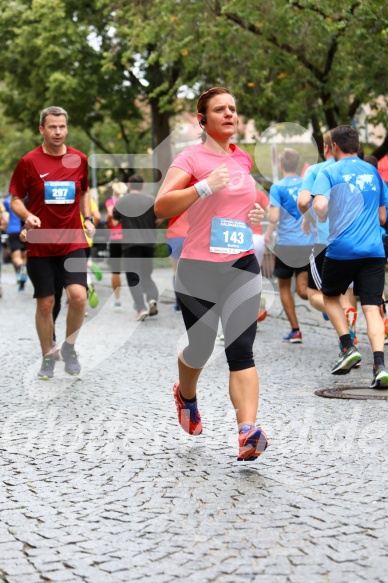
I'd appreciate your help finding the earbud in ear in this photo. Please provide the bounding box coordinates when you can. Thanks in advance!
[201,115,207,125]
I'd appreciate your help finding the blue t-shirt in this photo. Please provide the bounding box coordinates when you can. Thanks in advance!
[3,195,22,235]
[270,175,315,246]
[312,156,385,259]
[302,158,336,246]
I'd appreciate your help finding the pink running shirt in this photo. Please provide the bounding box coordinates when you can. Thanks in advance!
[172,143,256,262]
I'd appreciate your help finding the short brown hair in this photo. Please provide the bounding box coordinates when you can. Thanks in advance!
[197,87,234,116]
[279,148,299,173]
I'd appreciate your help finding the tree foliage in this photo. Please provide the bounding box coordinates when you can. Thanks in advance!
[0,0,387,187]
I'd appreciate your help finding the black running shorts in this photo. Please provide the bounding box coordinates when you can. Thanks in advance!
[273,245,312,279]
[27,248,87,299]
[321,256,385,306]
[7,232,26,254]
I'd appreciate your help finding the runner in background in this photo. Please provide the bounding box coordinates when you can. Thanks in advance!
[0,200,7,299]
[265,148,315,343]
[364,154,388,344]
[82,196,101,310]
[3,194,28,291]
[105,182,127,308]
[312,125,387,387]
[9,105,93,380]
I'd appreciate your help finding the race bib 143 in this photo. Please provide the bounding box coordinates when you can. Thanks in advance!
[210,217,253,254]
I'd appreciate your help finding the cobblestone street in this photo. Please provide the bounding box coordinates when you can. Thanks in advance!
[1,263,388,583]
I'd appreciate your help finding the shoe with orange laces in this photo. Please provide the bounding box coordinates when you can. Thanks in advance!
[237,425,268,461]
[173,381,203,435]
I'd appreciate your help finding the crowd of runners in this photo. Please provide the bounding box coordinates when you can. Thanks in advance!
[1,88,388,463]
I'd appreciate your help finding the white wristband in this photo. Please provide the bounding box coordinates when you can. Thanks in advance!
[194,179,212,199]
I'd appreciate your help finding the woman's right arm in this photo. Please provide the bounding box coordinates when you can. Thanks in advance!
[154,167,198,219]
[155,165,230,219]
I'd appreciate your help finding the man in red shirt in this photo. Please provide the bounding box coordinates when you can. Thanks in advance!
[10,106,95,379]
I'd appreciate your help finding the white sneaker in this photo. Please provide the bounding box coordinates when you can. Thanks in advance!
[134,308,148,321]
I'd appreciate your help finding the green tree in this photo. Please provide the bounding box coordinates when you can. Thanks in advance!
[204,0,388,156]
[0,0,387,172]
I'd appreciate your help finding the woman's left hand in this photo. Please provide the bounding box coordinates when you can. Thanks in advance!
[248,203,265,225]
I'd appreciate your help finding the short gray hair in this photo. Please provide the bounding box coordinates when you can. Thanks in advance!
[40,106,68,127]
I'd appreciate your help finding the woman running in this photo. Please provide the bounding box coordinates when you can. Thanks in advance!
[155,87,268,462]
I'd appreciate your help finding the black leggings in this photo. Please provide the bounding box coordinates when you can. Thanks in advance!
[176,255,261,372]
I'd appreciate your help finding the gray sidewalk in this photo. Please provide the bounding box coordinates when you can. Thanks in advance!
[1,263,387,583]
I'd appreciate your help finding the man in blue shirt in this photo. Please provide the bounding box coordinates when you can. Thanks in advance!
[265,148,315,342]
[312,125,387,387]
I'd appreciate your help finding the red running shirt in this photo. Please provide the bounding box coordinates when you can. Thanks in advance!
[9,146,89,257]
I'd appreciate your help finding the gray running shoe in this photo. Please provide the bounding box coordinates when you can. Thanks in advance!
[38,355,55,380]
[370,365,388,388]
[331,346,361,375]
[61,343,81,376]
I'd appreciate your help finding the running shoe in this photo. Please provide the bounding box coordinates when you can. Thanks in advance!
[88,283,99,308]
[331,345,361,375]
[339,332,360,367]
[257,297,267,322]
[172,381,202,435]
[173,302,181,312]
[282,330,302,343]
[134,308,148,321]
[148,300,158,316]
[237,426,268,461]
[370,364,388,388]
[90,262,103,281]
[60,342,81,376]
[113,300,121,309]
[18,265,27,291]
[37,355,55,380]
[217,331,225,342]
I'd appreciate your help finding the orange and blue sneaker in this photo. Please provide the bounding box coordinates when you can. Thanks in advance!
[237,425,268,461]
[173,381,203,435]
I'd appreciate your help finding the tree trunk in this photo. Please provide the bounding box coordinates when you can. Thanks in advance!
[150,100,173,187]
[372,135,388,160]
[310,113,323,159]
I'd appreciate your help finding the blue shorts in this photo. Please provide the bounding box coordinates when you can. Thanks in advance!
[167,237,185,260]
